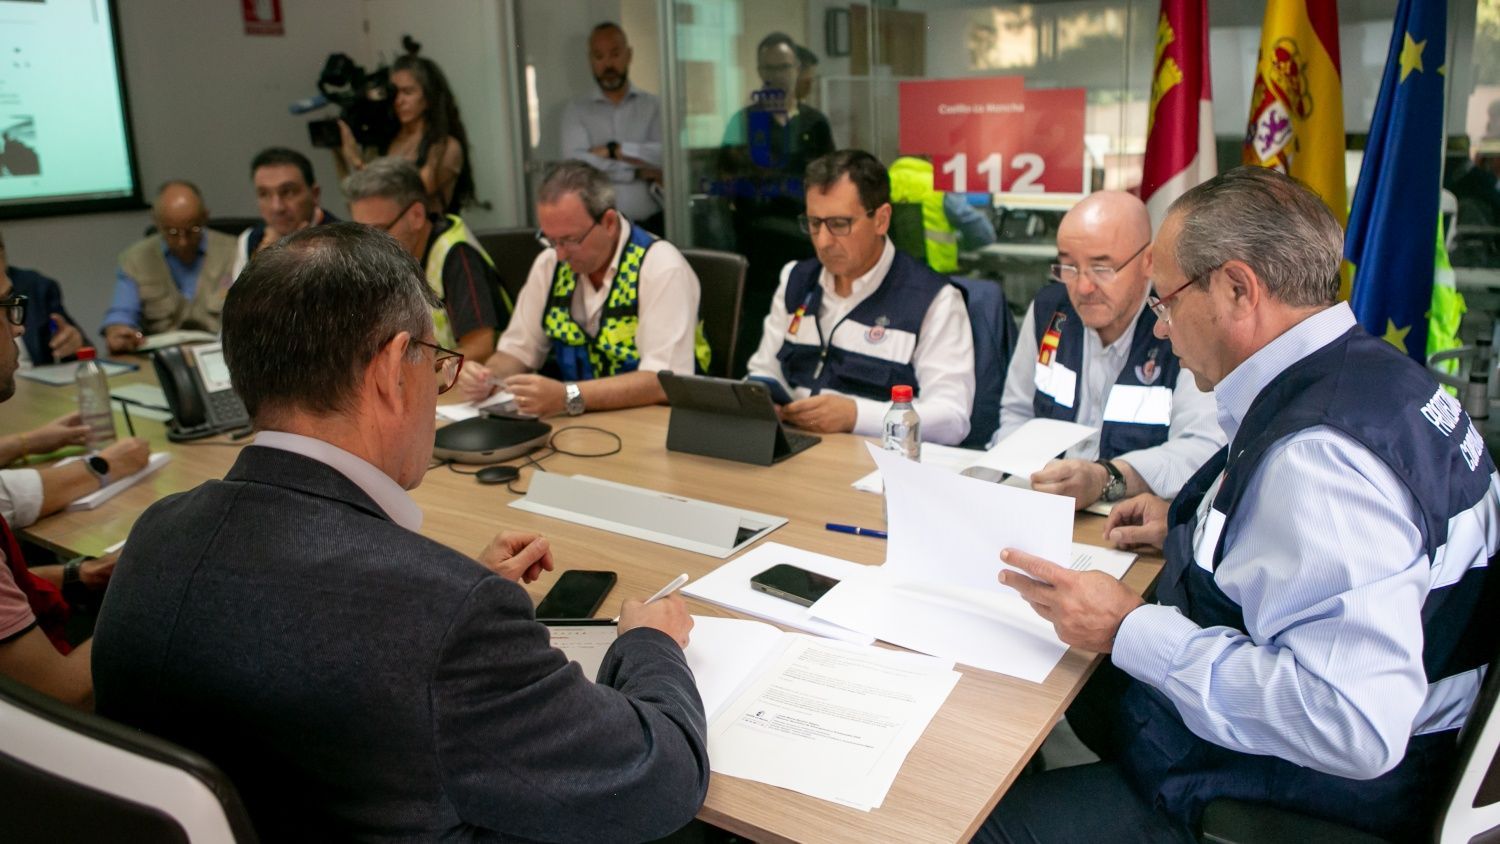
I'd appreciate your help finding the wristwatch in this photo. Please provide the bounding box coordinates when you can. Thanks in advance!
[84,454,110,488]
[564,382,585,416]
[606,141,620,160]
[1096,459,1127,502]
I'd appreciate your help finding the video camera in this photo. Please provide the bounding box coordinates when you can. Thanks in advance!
[297,52,400,152]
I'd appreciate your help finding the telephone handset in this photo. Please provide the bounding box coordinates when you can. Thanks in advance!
[153,342,250,441]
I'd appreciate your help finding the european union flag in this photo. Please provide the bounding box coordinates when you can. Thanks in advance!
[1347,0,1448,362]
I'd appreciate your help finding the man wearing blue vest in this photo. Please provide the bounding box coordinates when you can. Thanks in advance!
[979,168,1500,842]
[745,150,975,443]
[231,147,339,280]
[996,190,1222,509]
[455,160,709,417]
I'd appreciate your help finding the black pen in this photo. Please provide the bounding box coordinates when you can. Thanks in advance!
[118,399,135,437]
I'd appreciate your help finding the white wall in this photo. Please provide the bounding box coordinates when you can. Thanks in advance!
[3,0,369,338]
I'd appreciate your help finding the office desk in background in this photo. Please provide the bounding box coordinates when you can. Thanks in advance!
[8,365,1163,843]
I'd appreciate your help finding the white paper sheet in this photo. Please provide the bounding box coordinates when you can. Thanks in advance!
[137,329,218,351]
[109,383,173,422]
[868,443,1073,592]
[681,543,875,644]
[701,628,959,810]
[683,615,787,716]
[436,390,518,421]
[545,622,618,682]
[16,359,136,386]
[63,452,171,511]
[851,419,1096,494]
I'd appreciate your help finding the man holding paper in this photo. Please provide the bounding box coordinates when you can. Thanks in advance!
[994,191,1222,509]
[92,224,709,841]
[980,168,1499,842]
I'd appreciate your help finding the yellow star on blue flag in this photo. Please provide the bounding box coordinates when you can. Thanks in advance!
[1398,32,1425,82]
[1382,320,1411,354]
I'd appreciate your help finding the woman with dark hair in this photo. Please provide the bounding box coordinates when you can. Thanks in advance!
[338,54,475,213]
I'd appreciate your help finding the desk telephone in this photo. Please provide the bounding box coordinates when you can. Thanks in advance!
[153,342,250,441]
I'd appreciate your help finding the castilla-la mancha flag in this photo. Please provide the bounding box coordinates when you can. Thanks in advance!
[1140,0,1214,231]
[1243,0,1347,278]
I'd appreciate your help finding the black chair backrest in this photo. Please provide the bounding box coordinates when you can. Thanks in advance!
[681,247,748,379]
[475,227,545,309]
[952,276,1018,449]
[1433,647,1500,842]
[0,674,258,843]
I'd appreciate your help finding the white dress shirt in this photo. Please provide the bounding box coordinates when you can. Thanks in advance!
[253,431,423,532]
[495,219,701,375]
[0,468,44,529]
[1112,302,1499,780]
[745,239,976,444]
[996,301,1223,498]
[559,84,664,221]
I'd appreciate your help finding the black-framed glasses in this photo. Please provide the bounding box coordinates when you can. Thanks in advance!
[0,294,28,327]
[1148,265,1220,324]
[411,338,464,394]
[798,211,874,237]
[535,220,598,251]
[375,201,420,233]
[1049,240,1151,286]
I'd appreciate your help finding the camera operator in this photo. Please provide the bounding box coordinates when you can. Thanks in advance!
[336,54,474,215]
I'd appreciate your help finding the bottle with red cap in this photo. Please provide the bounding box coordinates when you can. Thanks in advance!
[882,384,920,462]
[75,346,117,449]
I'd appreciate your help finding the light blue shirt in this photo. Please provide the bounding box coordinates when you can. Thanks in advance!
[1113,302,1497,780]
[101,237,206,331]
[559,83,663,221]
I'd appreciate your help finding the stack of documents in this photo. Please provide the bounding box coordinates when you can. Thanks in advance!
[811,444,1135,682]
[851,418,1095,494]
[682,543,874,644]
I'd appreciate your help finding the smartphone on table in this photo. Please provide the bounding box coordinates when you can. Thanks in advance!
[536,570,618,619]
[749,564,840,608]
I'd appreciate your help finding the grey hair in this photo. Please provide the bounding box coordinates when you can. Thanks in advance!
[537,160,616,219]
[1168,166,1342,307]
[221,222,440,425]
[342,156,428,212]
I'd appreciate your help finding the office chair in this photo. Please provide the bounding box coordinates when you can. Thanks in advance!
[1199,647,1500,844]
[475,226,545,308]
[681,247,748,379]
[0,674,258,843]
[952,276,1018,449]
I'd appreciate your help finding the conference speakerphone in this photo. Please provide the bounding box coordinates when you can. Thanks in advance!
[433,416,552,464]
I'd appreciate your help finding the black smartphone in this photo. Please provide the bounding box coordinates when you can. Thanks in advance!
[535,570,618,619]
[749,564,840,608]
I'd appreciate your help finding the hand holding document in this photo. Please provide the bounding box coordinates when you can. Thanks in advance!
[851,418,1096,494]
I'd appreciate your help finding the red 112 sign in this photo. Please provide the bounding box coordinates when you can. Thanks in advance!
[899,79,1086,196]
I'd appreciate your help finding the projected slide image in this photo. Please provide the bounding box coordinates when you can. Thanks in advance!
[1,117,41,177]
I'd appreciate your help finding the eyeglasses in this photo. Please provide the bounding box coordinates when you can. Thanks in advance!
[411,338,464,394]
[374,201,420,233]
[798,211,874,237]
[0,294,27,327]
[535,220,598,251]
[1049,241,1151,286]
[1147,265,1220,324]
[162,225,204,241]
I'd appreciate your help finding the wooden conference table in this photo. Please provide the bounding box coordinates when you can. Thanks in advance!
[10,365,1162,844]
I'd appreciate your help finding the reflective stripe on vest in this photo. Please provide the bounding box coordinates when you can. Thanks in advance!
[424,215,503,349]
[889,157,958,274]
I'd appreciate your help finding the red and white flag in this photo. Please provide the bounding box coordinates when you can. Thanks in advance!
[1140,0,1215,231]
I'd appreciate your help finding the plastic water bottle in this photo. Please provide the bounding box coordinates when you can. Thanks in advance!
[75,347,117,449]
[882,385,920,462]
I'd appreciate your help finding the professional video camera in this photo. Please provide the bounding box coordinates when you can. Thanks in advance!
[296,52,400,152]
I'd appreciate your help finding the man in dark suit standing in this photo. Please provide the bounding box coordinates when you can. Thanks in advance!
[92,223,709,841]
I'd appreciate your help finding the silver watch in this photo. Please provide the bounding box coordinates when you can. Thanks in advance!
[1097,459,1127,502]
[564,382,585,416]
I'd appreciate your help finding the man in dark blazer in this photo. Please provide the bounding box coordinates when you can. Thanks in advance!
[92,223,709,842]
[0,230,90,364]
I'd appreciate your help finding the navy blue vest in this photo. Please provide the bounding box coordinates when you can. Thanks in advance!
[775,250,951,401]
[1118,325,1498,837]
[244,208,340,256]
[1029,283,1180,458]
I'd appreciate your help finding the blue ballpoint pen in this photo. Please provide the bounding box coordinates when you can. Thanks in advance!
[825,523,888,539]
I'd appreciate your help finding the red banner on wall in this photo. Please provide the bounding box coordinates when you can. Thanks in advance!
[898,78,1087,196]
[242,0,284,36]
